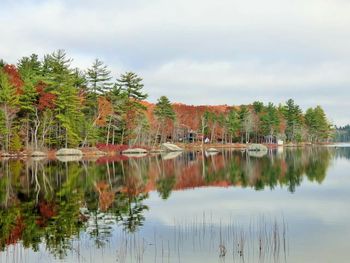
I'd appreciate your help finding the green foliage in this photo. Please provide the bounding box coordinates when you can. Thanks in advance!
[117,72,148,101]
[0,51,335,150]
[10,133,22,152]
[261,102,280,140]
[283,99,303,142]
[0,69,20,151]
[0,68,19,106]
[154,96,175,122]
[156,175,176,199]
[0,59,6,68]
[335,125,350,142]
[86,59,112,94]
[226,109,240,139]
[252,101,264,113]
[305,106,331,142]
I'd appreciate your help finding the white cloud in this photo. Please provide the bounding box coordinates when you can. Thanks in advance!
[0,0,349,124]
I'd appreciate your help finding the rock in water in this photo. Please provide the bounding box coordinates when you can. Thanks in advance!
[247,144,268,152]
[162,152,183,160]
[161,143,183,152]
[248,151,267,158]
[31,151,47,157]
[57,155,83,162]
[122,153,147,158]
[122,148,148,154]
[56,148,83,156]
[206,148,219,152]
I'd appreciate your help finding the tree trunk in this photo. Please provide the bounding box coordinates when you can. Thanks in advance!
[106,116,112,145]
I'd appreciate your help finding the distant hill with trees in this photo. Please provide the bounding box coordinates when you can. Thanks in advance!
[0,50,334,152]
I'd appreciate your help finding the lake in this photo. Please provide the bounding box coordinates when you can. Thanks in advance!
[0,145,349,263]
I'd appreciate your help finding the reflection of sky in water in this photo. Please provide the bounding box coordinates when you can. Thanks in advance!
[142,155,350,262]
[1,147,350,263]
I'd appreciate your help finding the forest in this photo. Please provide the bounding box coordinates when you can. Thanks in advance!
[334,125,350,142]
[0,50,335,153]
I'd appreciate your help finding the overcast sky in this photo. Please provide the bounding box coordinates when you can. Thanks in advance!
[1,0,349,125]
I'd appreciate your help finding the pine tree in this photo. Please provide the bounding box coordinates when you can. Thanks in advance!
[283,99,303,142]
[116,72,148,144]
[86,59,112,94]
[226,109,240,143]
[154,96,175,122]
[305,106,331,142]
[42,50,83,147]
[117,72,148,101]
[43,50,72,82]
[261,103,280,143]
[0,68,19,151]
[153,96,175,143]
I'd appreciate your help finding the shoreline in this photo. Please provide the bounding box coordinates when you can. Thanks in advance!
[0,142,345,160]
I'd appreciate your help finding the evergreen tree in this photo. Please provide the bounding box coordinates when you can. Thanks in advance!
[283,99,303,142]
[305,106,331,142]
[116,72,148,144]
[42,49,73,84]
[42,50,83,147]
[86,59,112,94]
[252,101,264,113]
[117,72,148,101]
[0,68,19,151]
[226,109,240,143]
[261,102,280,143]
[0,59,6,68]
[238,105,253,143]
[154,96,175,122]
[17,54,42,78]
[153,96,175,143]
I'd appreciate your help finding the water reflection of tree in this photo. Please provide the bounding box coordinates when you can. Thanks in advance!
[149,147,334,194]
[0,146,337,258]
[0,159,149,257]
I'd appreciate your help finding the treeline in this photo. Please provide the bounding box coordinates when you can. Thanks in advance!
[334,125,350,142]
[0,50,333,151]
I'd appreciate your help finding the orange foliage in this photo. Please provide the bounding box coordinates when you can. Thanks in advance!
[95,181,115,211]
[142,101,234,138]
[95,96,113,126]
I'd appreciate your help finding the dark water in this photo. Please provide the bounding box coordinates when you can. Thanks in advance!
[0,145,349,263]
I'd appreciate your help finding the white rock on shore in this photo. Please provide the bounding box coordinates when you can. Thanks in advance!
[56,148,83,156]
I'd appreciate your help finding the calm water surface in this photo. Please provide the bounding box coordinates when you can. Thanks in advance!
[0,145,349,263]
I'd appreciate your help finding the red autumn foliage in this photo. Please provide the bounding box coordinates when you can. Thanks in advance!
[38,201,56,219]
[36,82,57,110]
[35,201,57,227]
[96,155,129,164]
[96,144,151,153]
[5,216,25,245]
[3,64,24,94]
[96,143,129,152]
